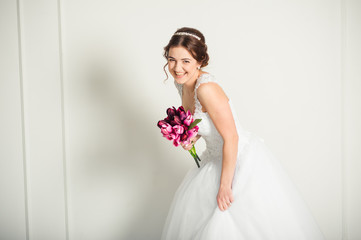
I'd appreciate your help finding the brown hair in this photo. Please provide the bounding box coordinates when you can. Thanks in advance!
[163,27,210,82]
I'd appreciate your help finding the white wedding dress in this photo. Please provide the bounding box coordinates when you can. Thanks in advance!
[161,73,325,240]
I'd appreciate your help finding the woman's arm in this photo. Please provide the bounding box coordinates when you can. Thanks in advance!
[197,82,239,211]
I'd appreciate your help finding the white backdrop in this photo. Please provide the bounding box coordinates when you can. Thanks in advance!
[1,0,360,239]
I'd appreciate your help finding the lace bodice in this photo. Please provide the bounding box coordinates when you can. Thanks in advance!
[174,73,250,161]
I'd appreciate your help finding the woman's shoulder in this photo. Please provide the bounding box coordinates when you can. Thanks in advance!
[195,72,228,103]
[195,72,220,91]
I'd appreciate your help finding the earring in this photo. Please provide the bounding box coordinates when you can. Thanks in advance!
[197,66,201,70]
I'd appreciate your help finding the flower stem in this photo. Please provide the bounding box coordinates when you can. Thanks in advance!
[188,145,201,168]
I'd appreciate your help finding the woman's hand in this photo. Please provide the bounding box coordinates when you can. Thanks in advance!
[180,134,200,151]
[216,185,234,211]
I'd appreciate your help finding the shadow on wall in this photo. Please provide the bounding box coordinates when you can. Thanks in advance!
[70,51,181,239]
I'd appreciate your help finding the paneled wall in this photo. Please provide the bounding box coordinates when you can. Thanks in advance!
[0,0,360,239]
[1,0,68,239]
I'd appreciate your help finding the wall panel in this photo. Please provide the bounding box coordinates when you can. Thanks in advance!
[0,0,28,238]
[19,0,68,239]
[344,0,361,239]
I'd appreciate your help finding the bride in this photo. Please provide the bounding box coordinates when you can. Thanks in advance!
[160,27,325,240]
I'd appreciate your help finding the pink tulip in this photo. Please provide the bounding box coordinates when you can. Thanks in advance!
[166,107,176,119]
[187,128,198,140]
[158,120,173,132]
[173,116,182,125]
[162,125,173,134]
[161,128,171,137]
[164,116,171,123]
[176,106,185,116]
[169,132,178,140]
[173,125,184,135]
[173,135,180,147]
[183,115,193,126]
[180,132,188,142]
[179,111,187,121]
[157,120,167,128]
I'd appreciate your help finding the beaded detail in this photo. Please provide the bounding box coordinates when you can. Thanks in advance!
[173,32,201,41]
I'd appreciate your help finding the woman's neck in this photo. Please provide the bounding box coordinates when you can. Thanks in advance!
[183,70,204,91]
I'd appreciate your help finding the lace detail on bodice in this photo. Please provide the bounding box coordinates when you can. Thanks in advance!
[173,73,216,114]
[194,74,216,114]
[174,73,251,164]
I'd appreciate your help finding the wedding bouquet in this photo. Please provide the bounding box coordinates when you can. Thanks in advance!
[157,106,202,168]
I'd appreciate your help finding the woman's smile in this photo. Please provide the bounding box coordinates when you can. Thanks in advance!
[175,72,186,78]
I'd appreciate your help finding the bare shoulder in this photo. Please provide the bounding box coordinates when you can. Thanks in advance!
[197,80,229,115]
[197,80,228,102]
[195,77,237,141]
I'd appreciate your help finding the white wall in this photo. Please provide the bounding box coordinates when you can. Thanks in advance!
[343,0,361,239]
[0,1,27,239]
[0,0,360,239]
[1,0,67,239]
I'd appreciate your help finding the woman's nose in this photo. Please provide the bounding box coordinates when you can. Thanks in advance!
[174,62,183,71]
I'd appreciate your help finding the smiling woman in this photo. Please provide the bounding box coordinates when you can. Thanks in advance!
[159,27,326,240]
[163,27,209,83]
[167,46,201,88]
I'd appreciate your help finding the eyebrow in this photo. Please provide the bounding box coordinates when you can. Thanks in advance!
[168,56,191,60]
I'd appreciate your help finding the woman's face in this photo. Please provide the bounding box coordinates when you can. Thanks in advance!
[167,46,201,85]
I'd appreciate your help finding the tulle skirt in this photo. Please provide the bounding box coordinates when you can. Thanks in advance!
[161,132,325,240]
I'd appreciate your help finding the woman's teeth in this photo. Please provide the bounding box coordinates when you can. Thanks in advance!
[176,73,185,76]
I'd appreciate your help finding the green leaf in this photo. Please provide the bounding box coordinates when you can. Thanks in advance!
[188,119,202,130]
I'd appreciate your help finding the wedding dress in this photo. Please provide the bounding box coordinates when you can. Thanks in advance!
[161,73,325,240]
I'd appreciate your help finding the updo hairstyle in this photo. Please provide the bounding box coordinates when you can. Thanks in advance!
[163,27,210,81]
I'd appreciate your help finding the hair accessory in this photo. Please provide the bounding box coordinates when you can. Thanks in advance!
[174,32,201,41]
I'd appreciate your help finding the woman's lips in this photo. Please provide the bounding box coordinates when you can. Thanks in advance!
[175,72,186,78]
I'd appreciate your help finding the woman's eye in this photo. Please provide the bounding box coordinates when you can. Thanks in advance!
[184,61,190,63]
